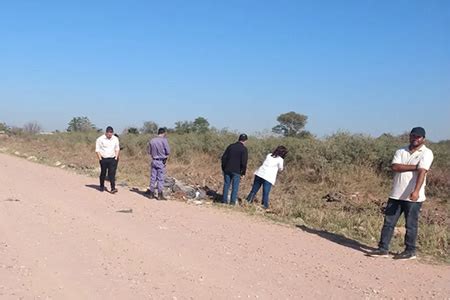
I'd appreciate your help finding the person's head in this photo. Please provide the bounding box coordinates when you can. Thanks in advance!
[409,127,426,148]
[158,127,167,136]
[238,133,248,144]
[272,145,288,159]
[105,126,114,139]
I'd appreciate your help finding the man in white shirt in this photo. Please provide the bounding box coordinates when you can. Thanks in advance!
[370,127,434,260]
[95,126,120,193]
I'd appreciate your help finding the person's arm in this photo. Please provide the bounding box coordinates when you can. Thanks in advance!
[115,139,120,160]
[410,150,434,201]
[95,138,102,161]
[164,139,171,157]
[162,140,170,165]
[391,148,417,172]
[221,146,230,171]
[241,147,248,176]
[409,169,427,201]
[391,164,418,172]
[278,158,284,172]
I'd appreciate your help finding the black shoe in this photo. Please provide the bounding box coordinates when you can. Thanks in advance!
[99,186,105,192]
[144,189,157,199]
[158,192,167,201]
[110,188,118,194]
[393,251,416,260]
[368,249,390,258]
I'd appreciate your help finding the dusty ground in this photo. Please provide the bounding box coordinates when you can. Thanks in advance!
[0,153,449,299]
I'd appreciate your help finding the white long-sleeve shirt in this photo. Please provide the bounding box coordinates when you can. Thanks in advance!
[254,153,284,185]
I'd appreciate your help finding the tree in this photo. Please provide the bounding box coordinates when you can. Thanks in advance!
[141,121,158,134]
[272,111,308,138]
[23,121,42,134]
[174,117,210,134]
[0,122,8,132]
[67,117,96,132]
[127,127,139,134]
[174,121,193,133]
[192,117,210,133]
[9,127,24,135]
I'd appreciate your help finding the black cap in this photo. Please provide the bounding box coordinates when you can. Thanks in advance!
[158,127,166,135]
[410,127,426,137]
[238,133,248,141]
[106,126,114,133]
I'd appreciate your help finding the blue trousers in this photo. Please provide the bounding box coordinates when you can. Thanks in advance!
[222,172,241,205]
[246,175,272,209]
[378,198,422,253]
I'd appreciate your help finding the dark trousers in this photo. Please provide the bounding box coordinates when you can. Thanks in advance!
[378,198,422,253]
[99,158,118,189]
[246,175,272,208]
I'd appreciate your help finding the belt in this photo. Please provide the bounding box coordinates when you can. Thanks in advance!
[153,158,166,160]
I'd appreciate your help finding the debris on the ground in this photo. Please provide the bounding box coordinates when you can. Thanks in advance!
[322,191,347,202]
[4,198,20,202]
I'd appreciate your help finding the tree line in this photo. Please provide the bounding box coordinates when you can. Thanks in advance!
[0,111,310,138]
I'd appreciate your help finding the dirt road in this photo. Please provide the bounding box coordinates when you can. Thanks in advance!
[0,153,448,299]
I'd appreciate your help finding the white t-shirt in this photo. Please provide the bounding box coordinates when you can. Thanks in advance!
[390,144,434,202]
[95,135,120,158]
[254,154,284,185]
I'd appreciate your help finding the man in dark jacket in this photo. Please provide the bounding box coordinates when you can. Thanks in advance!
[221,134,248,205]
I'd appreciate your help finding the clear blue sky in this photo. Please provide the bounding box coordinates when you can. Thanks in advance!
[1,1,449,141]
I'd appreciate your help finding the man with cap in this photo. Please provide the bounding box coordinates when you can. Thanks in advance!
[369,127,434,260]
[145,128,170,200]
[95,126,120,193]
[221,134,249,205]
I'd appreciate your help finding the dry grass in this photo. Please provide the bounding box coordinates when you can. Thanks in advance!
[1,131,448,261]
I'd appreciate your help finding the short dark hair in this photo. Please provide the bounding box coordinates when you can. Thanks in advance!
[272,145,288,159]
[158,127,166,135]
[238,133,248,142]
[106,126,114,133]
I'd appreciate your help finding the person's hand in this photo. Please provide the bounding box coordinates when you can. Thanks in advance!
[409,191,419,202]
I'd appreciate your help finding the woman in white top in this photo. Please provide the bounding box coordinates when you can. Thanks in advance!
[246,146,288,209]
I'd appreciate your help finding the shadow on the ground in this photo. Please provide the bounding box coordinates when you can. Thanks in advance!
[296,225,377,254]
[204,187,224,203]
[129,187,153,199]
[85,184,102,191]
